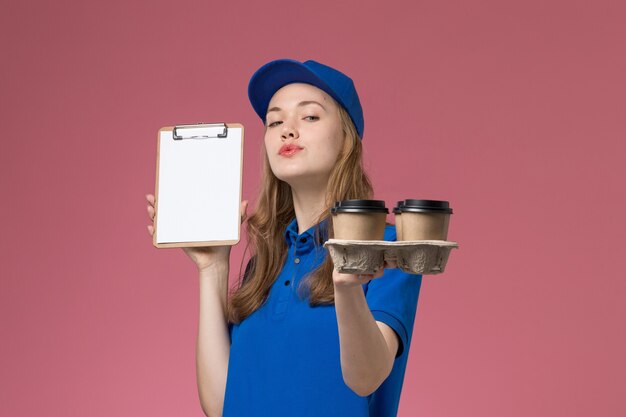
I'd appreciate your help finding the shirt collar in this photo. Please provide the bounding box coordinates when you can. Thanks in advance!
[284,217,330,248]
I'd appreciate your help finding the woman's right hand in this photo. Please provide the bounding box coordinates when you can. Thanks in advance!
[145,193,248,272]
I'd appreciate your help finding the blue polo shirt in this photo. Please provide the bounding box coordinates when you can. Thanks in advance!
[223,218,422,417]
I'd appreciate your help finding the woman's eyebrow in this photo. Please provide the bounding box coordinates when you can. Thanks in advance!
[267,100,327,114]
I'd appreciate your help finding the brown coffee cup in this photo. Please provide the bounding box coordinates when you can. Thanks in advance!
[399,199,453,241]
[392,201,404,240]
[330,200,388,240]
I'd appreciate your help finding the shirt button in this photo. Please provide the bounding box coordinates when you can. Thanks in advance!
[284,280,290,286]
[294,258,300,264]
[299,237,307,243]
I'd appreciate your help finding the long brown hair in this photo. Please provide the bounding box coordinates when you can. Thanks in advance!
[227,103,373,324]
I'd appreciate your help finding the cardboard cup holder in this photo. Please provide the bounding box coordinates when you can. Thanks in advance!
[323,239,459,275]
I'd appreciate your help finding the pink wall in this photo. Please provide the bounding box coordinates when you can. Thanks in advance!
[2,0,624,416]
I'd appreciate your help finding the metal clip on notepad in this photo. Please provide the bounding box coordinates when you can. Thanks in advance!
[173,123,229,140]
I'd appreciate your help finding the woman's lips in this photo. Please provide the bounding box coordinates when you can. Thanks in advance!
[279,145,304,156]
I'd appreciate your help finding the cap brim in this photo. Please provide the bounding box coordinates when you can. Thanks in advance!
[248,59,337,124]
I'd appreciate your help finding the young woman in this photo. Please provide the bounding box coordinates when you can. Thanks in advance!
[145,59,423,417]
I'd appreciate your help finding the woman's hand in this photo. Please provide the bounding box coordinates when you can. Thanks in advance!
[332,260,397,289]
[145,193,248,272]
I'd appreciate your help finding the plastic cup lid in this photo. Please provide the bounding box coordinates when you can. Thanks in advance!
[330,199,389,214]
[400,199,453,214]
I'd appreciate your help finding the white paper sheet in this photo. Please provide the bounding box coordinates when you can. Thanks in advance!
[155,126,243,244]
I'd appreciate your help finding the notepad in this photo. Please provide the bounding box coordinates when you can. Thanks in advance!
[153,123,244,248]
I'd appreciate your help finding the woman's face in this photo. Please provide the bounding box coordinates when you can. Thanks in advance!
[264,83,344,189]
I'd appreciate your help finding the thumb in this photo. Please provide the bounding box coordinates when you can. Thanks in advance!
[241,200,249,221]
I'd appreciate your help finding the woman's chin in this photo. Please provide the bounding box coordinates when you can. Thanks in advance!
[272,164,302,178]
[276,173,304,187]
[277,173,331,192]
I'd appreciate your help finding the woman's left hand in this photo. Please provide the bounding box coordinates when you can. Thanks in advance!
[332,260,397,288]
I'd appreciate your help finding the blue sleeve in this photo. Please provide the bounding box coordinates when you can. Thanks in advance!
[365,225,423,358]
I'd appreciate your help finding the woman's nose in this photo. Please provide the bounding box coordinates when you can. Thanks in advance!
[281,123,299,140]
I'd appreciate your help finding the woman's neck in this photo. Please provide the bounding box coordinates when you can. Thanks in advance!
[290,184,328,235]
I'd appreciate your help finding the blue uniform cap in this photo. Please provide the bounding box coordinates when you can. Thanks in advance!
[248,59,365,139]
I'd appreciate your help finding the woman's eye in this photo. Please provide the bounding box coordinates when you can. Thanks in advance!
[304,116,319,121]
[267,121,282,127]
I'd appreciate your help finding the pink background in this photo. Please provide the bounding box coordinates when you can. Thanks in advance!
[2,0,624,416]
